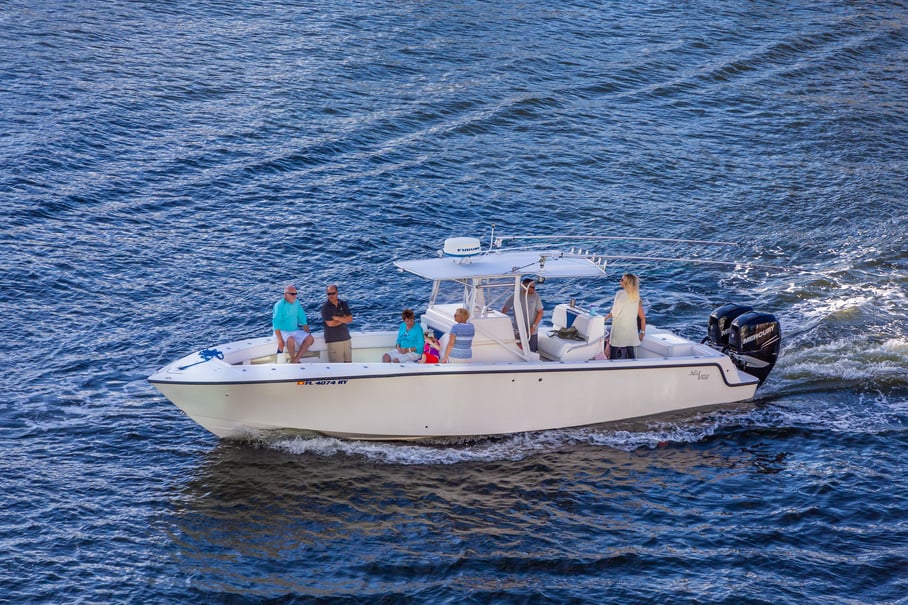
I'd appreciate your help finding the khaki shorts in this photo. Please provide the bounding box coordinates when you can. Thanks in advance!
[326,340,352,363]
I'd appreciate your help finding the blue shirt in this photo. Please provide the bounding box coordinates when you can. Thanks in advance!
[396,322,425,351]
[272,299,309,333]
[450,322,475,359]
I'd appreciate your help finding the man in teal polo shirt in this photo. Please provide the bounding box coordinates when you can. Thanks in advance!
[273,285,314,363]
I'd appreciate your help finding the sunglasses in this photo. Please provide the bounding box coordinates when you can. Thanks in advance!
[327,291,338,295]
[285,292,298,296]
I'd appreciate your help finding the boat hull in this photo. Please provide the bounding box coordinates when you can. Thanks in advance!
[150,353,758,440]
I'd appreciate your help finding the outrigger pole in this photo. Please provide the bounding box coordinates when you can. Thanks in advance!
[491,233,792,272]
[494,234,741,247]
[597,255,793,272]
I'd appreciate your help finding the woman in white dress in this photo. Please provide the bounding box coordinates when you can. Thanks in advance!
[604,273,646,359]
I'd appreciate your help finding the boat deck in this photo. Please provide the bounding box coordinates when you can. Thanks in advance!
[232,325,717,367]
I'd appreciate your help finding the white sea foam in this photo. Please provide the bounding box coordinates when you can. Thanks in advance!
[269,431,571,464]
[263,407,763,464]
[263,384,908,465]
[776,335,908,387]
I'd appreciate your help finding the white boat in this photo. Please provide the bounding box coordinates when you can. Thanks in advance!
[149,235,781,441]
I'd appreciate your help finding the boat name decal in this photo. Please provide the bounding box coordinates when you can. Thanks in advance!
[298,379,349,386]
[688,369,710,381]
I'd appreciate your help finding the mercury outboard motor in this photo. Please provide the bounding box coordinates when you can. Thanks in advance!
[727,311,781,385]
[707,303,753,347]
[706,304,781,385]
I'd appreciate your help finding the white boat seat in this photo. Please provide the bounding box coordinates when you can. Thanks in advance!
[538,303,606,361]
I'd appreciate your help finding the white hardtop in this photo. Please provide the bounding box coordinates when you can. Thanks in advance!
[394,248,608,281]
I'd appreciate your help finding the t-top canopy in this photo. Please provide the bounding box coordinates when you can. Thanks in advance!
[395,249,608,281]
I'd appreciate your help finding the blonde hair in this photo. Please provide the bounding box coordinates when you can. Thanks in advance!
[455,307,470,321]
[622,273,640,302]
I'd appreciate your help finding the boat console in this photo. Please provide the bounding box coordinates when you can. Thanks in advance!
[422,303,525,362]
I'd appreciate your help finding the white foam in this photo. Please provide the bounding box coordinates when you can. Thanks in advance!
[257,384,908,466]
[263,408,761,464]
[776,336,908,385]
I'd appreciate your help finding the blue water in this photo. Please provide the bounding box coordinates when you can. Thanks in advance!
[2,1,907,602]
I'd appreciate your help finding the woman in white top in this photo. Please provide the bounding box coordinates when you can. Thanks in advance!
[604,273,646,359]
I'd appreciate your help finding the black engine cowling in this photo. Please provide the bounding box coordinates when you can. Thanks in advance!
[707,303,753,347]
[707,305,781,385]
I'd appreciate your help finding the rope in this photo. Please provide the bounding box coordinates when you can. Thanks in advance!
[178,348,225,370]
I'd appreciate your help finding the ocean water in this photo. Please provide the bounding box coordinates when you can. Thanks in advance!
[2,0,907,602]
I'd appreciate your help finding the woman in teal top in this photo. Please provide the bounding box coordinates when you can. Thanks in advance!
[382,308,425,363]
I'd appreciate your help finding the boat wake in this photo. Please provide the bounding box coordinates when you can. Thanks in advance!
[256,368,907,465]
[775,336,908,390]
[254,405,787,465]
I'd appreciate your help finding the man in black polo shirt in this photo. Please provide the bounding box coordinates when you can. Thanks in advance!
[321,284,354,362]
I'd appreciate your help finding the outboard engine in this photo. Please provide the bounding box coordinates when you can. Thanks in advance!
[727,311,781,385]
[707,304,781,385]
[707,303,753,347]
